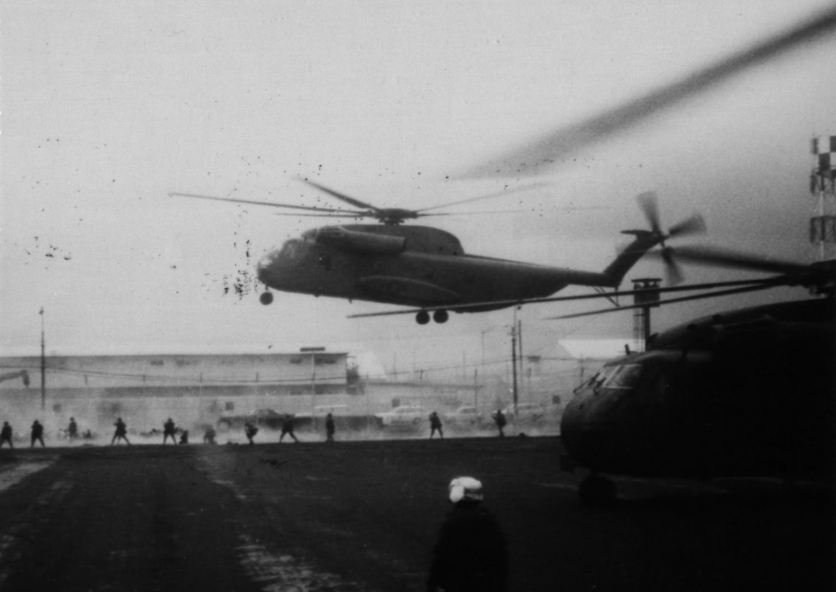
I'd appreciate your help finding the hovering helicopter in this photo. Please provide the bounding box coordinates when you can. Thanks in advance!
[171,6,836,324]
[171,183,704,325]
[556,246,836,504]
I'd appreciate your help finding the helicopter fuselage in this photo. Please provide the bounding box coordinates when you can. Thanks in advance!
[560,298,836,481]
[256,224,624,312]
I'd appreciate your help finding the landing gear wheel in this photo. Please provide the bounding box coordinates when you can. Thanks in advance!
[260,292,274,305]
[416,311,430,325]
[433,309,449,324]
[578,472,617,506]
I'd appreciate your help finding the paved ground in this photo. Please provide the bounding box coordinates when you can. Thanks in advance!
[0,437,832,591]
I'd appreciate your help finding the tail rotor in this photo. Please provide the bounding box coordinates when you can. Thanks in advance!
[636,192,706,285]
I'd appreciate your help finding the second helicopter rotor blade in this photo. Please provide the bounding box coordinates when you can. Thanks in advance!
[298,178,382,212]
[661,245,814,275]
[456,6,836,178]
[547,282,781,320]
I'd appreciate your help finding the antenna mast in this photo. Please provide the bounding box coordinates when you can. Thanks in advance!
[39,307,46,411]
[810,135,836,261]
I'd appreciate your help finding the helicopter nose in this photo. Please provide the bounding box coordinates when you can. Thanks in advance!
[257,250,281,286]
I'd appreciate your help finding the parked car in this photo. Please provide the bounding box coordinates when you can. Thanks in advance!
[374,405,428,428]
[444,406,485,428]
[216,408,287,431]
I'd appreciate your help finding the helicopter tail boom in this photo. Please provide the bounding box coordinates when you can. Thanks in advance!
[598,230,665,287]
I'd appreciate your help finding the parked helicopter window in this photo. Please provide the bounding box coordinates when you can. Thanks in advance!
[592,366,618,389]
[604,364,642,389]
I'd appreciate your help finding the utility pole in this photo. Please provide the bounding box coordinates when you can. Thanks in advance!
[517,318,523,399]
[39,307,46,411]
[511,309,519,413]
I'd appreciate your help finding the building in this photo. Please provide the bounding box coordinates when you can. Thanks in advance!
[0,349,351,434]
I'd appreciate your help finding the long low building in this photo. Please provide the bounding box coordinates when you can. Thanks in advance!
[0,351,350,395]
[0,350,492,438]
[0,350,356,435]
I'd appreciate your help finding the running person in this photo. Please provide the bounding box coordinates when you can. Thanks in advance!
[112,417,131,445]
[279,414,298,443]
[68,417,78,439]
[30,420,45,447]
[163,418,177,445]
[429,411,444,439]
[0,421,13,449]
[244,422,258,445]
[325,413,335,443]
[493,409,507,438]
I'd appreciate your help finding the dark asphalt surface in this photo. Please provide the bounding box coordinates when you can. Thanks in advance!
[0,436,832,591]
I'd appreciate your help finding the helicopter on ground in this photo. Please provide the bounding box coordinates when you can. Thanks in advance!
[556,245,836,504]
[172,183,704,325]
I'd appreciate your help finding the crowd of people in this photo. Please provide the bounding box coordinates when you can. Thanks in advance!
[0,406,514,450]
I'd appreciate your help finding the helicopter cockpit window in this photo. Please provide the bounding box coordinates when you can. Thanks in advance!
[591,366,618,389]
[603,364,642,389]
[279,240,303,261]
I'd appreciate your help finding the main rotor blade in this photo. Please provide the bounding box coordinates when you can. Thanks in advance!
[547,282,781,320]
[420,208,602,219]
[421,207,609,218]
[169,192,366,215]
[272,212,369,219]
[346,278,775,318]
[298,178,382,212]
[658,245,813,275]
[413,211,505,218]
[415,182,551,213]
[458,6,836,178]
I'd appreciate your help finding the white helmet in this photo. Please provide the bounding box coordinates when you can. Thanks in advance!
[448,476,483,503]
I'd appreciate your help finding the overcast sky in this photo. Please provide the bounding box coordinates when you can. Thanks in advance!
[2,1,835,378]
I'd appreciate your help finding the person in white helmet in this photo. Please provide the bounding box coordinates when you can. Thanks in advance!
[427,476,508,592]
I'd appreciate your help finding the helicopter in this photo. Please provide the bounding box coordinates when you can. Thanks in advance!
[555,245,836,504]
[172,183,704,325]
[170,7,836,324]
